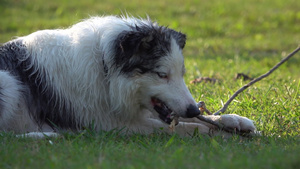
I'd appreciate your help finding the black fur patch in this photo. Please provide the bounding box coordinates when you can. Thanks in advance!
[114,23,186,75]
[0,41,78,130]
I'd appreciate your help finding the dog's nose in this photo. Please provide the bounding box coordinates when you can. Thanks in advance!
[186,104,201,118]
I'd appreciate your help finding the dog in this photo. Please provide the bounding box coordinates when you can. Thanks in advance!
[0,16,256,138]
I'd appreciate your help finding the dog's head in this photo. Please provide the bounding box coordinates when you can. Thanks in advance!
[112,21,200,124]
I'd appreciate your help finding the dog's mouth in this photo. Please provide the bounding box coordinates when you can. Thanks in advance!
[151,97,173,124]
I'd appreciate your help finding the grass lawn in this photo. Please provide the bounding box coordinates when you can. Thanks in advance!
[1,0,299,168]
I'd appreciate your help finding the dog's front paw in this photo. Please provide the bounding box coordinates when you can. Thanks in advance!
[219,114,256,132]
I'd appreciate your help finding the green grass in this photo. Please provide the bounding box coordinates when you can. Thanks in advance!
[1,133,299,169]
[1,0,300,168]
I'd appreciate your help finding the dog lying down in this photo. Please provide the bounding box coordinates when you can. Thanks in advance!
[0,15,256,138]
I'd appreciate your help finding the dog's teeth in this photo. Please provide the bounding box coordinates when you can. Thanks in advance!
[170,112,178,119]
[170,112,176,115]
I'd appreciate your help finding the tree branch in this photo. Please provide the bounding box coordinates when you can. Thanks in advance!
[214,46,300,115]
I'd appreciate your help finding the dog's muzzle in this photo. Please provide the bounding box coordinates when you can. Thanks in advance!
[151,98,201,124]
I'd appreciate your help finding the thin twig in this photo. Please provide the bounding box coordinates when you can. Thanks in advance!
[214,46,300,115]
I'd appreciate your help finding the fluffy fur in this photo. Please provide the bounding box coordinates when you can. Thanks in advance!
[0,16,256,137]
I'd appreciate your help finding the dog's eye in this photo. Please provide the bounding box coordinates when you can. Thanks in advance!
[156,72,168,79]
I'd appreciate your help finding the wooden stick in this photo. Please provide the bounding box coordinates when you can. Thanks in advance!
[197,101,212,115]
[214,46,300,115]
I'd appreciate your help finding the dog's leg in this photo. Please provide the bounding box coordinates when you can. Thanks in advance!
[124,117,212,137]
[16,131,60,139]
[203,114,256,132]
[142,118,217,137]
[155,113,256,137]
[178,114,256,134]
[174,115,256,137]
[0,72,58,138]
[0,71,41,133]
[16,123,60,138]
[173,121,212,137]
[123,118,170,135]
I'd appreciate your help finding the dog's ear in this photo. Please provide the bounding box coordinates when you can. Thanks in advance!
[116,30,153,59]
[170,30,186,49]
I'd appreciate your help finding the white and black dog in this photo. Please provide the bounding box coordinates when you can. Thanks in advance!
[0,16,255,137]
